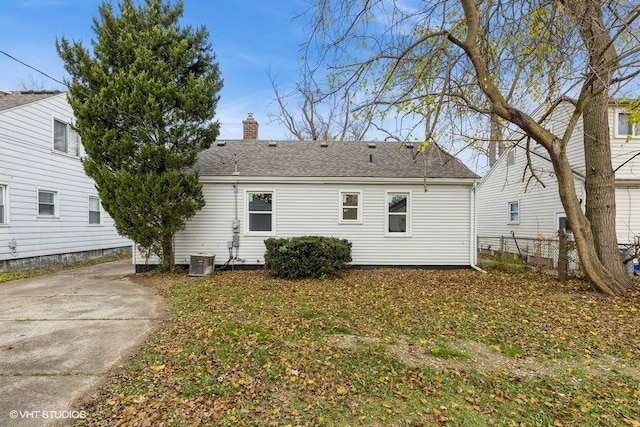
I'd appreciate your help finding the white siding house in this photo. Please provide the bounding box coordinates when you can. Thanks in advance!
[134,117,480,270]
[0,90,130,270]
[477,101,640,246]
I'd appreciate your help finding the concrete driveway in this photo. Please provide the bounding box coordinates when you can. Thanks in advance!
[0,260,162,426]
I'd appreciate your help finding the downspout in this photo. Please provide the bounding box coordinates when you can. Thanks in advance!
[470,180,487,273]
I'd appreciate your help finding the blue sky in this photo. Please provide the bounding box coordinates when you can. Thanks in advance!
[0,0,307,140]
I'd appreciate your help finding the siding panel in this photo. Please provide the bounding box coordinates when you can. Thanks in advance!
[168,182,474,267]
[0,94,130,262]
[477,142,583,240]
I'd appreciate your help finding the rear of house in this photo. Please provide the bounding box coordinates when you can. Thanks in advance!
[0,91,130,271]
[134,117,480,270]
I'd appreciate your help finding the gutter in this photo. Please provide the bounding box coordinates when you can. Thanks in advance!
[200,175,477,186]
[469,180,487,273]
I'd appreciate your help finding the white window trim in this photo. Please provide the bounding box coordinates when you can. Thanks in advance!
[37,188,59,218]
[507,200,520,224]
[89,195,102,225]
[52,117,80,157]
[338,190,363,224]
[385,190,411,237]
[614,111,639,138]
[0,184,8,226]
[244,189,276,236]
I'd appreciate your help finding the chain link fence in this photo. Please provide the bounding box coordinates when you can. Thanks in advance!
[477,234,582,277]
[478,234,640,278]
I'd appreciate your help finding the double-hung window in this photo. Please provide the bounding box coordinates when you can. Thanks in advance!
[386,191,410,235]
[89,196,101,225]
[616,112,639,138]
[0,185,6,225]
[508,201,520,224]
[38,189,58,217]
[53,119,80,156]
[340,191,362,223]
[247,191,274,233]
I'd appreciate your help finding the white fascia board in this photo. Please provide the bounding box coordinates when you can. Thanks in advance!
[199,175,478,186]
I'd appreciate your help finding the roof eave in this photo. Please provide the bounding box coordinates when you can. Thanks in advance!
[200,175,478,186]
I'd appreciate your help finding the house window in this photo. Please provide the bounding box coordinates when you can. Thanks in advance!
[89,196,101,225]
[53,119,80,156]
[247,191,273,233]
[0,185,6,225]
[386,192,410,235]
[557,214,572,234]
[340,191,362,223]
[508,201,520,224]
[616,112,639,137]
[38,189,57,217]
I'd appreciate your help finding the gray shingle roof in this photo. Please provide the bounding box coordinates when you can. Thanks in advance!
[0,90,63,111]
[195,140,479,179]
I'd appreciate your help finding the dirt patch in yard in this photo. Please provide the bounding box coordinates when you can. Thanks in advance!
[326,334,640,380]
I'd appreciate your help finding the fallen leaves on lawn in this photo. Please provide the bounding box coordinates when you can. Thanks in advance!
[76,268,640,426]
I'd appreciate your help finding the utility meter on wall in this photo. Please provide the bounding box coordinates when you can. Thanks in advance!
[231,219,240,232]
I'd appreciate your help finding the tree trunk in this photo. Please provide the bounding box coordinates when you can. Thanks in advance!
[488,112,501,167]
[161,233,175,272]
[551,148,628,296]
[563,0,631,291]
[582,97,631,288]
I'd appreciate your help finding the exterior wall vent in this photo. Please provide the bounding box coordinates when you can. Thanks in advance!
[367,142,376,148]
[268,141,277,147]
[189,253,215,276]
[216,141,226,146]
[320,142,329,147]
[405,142,414,148]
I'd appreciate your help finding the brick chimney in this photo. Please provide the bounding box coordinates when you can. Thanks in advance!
[243,113,258,140]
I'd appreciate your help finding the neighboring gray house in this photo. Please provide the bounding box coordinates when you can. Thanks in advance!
[134,115,480,270]
[477,101,640,246]
[0,90,130,271]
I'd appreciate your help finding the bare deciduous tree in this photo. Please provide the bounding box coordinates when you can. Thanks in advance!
[304,0,640,295]
[268,64,373,141]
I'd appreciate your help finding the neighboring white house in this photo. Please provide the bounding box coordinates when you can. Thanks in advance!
[0,90,130,271]
[134,115,480,270]
[477,101,640,247]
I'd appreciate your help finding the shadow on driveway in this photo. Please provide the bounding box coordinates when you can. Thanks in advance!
[0,260,162,426]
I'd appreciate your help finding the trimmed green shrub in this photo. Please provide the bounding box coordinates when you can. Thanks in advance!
[264,236,352,279]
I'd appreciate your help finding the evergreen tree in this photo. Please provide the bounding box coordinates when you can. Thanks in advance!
[57,0,222,270]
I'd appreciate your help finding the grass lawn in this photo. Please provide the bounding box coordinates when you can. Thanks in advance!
[78,268,640,426]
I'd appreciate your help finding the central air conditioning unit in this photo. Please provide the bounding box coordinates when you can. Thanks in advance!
[189,253,215,277]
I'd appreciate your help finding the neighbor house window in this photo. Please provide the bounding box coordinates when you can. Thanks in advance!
[38,189,57,217]
[247,191,274,233]
[340,191,362,223]
[616,112,639,137]
[386,191,410,235]
[89,196,101,225]
[0,185,6,224]
[53,119,80,156]
[557,214,572,234]
[508,201,520,224]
